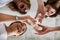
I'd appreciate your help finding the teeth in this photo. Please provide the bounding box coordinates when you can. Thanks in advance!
[25,9,29,12]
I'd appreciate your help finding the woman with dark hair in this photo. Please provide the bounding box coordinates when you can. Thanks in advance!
[44,0,60,17]
[7,0,31,14]
[35,0,60,23]
[0,0,31,14]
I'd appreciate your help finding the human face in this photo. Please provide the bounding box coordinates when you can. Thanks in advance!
[10,22,27,36]
[45,5,56,16]
[16,0,30,14]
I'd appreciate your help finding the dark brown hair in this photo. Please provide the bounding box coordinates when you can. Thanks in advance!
[7,0,31,14]
[44,0,60,17]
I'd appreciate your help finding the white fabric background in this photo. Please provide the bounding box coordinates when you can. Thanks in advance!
[0,0,60,40]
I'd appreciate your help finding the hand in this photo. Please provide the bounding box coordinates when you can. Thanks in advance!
[35,13,45,23]
[34,24,53,35]
[23,20,32,25]
[23,16,36,25]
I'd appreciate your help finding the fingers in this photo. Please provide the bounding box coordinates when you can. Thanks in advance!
[35,13,39,19]
[23,20,31,25]
[23,18,36,25]
[35,13,45,23]
[35,29,49,35]
[38,24,45,28]
[29,18,36,24]
[34,24,49,35]
[35,31,46,35]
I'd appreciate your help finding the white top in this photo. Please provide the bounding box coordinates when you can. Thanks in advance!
[0,24,7,40]
[0,0,12,7]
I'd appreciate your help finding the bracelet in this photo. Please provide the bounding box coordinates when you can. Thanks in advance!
[15,15,18,21]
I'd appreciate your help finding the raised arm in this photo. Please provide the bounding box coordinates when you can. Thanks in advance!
[0,13,36,24]
[0,13,28,21]
[35,0,46,23]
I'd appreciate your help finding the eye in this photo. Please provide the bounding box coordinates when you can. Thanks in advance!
[17,26,21,32]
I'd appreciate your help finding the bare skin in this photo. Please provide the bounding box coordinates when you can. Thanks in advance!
[35,0,46,23]
[45,0,60,17]
[35,0,60,23]
[34,24,60,35]
[5,21,26,36]
[0,13,36,25]
[13,0,30,13]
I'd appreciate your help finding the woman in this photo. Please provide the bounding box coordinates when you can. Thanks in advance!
[35,0,60,23]
[0,0,31,14]
[0,21,27,40]
[7,0,31,14]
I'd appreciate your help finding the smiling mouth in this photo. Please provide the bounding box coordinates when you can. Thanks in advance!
[17,26,22,32]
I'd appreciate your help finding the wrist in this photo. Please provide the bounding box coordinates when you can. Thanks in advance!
[48,27,56,32]
[50,27,57,31]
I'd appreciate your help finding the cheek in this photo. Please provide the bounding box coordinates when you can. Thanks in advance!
[49,9,56,15]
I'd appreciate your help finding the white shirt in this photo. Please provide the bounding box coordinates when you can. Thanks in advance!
[0,24,7,40]
[0,0,12,7]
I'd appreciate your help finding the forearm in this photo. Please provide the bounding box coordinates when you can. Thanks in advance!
[53,26,60,31]
[50,26,60,32]
[0,13,15,21]
[0,13,29,22]
[37,0,46,15]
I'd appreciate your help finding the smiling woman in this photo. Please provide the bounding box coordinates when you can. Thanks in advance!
[6,21,27,36]
[7,0,31,14]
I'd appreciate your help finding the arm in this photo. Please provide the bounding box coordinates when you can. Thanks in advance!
[34,24,60,35]
[51,26,60,31]
[0,13,35,22]
[35,0,46,23]
[37,0,45,15]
